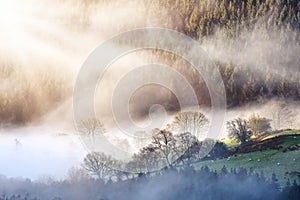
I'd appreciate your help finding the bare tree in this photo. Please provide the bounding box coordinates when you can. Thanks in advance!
[286,110,298,129]
[127,147,159,174]
[227,118,252,145]
[126,156,146,175]
[170,111,209,139]
[174,132,201,164]
[78,118,105,136]
[78,118,105,149]
[131,131,203,170]
[82,152,114,180]
[248,114,271,136]
[271,102,297,130]
[150,129,177,168]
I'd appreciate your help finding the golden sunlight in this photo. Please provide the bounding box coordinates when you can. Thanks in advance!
[0,0,37,54]
[0,0,24,31]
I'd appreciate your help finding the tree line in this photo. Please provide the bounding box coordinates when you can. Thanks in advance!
[78,109,296,181]
[0,166,299,200]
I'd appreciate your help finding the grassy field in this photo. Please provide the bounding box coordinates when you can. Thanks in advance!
[195,133,300,188]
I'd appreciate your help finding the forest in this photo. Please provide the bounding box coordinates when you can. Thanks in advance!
[145,0,300,107]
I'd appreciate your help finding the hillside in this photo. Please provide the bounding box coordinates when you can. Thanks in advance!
[146,0,300,107]
[195,132,300,187]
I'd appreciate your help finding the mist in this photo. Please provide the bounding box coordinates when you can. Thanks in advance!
[0,0,299,181]
[0,0,176,179]
[1,0,299,126]
[0,126,85,180]
[0,166,297,200]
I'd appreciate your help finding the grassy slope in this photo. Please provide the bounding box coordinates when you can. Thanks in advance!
[262,129,300,140]
[195,131,300,187]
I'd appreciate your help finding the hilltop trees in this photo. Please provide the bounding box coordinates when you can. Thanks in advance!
[127,147,159,174]
[174,132,202,164]
[248,114,271,136]
[125,129,179,173]
[149,111,210,168]
[81,130,201,176]
[227,114,272,144]
[128,130,205,172]
[227,118,252,145]
[82,152,115,180]
[169,111,209,139]
[150,129,177,168]
[270,102,298,129]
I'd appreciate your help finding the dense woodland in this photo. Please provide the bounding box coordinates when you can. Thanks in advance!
[143,0,300,107]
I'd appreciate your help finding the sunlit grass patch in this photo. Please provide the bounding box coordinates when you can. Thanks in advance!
[262,129,300,140]
[220,138,240,148]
